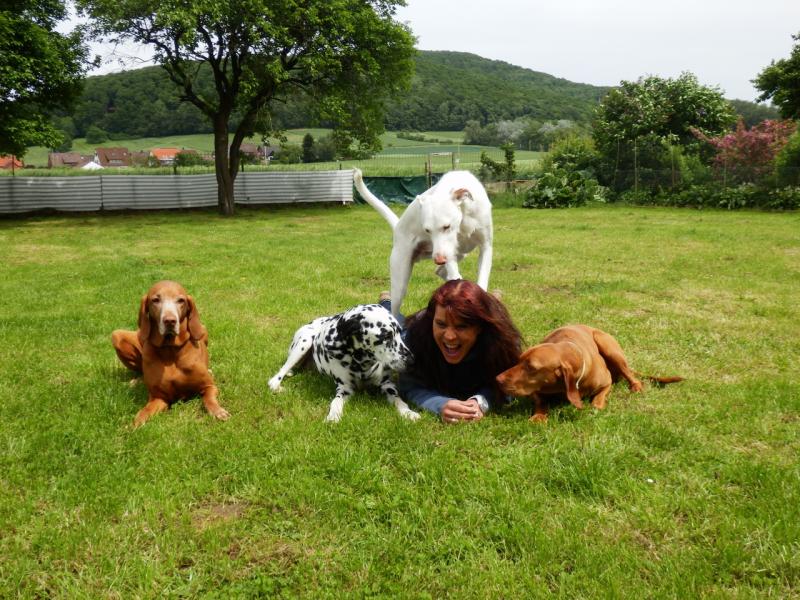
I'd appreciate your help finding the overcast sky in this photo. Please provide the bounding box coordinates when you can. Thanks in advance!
[78,0,799,102]
[395,0,800,101]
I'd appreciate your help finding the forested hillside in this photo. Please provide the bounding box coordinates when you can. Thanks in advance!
[57,50,774,143]
[59,51,609,140]
[384,51,610,130]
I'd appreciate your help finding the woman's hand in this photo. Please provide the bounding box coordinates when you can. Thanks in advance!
[441,398,484,424]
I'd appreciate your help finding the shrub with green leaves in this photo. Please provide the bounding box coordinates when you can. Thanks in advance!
[775,129,800,186]
[764,186,800,209]
[479,143,516,183]
[524,135,606,208]
[523,168,606,208]
[614,183,800,210]
[541,134,600,174]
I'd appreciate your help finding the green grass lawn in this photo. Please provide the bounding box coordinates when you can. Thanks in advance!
[1,204,798,597]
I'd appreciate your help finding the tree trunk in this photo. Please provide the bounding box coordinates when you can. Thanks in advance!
[213,118,236,216]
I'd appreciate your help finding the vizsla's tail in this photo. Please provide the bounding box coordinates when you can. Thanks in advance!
[353,168,399,229]
[637,373,684,387]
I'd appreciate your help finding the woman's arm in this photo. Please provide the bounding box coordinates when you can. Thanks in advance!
[398,373,453,415]
[398,374,487,422]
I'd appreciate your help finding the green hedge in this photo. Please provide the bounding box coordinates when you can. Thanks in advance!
[615,184,800,210]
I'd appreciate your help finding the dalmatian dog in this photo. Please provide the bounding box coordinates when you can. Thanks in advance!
[353,168,493,318]
[268,304,420,423]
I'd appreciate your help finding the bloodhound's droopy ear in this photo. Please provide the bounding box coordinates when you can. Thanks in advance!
[186,295,204,341]
[559,364,584,409]
[137,294,150,345]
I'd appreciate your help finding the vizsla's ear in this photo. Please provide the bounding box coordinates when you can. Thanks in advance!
[186,295,204,341]
[137,294,150,345]
[559,364,584,409]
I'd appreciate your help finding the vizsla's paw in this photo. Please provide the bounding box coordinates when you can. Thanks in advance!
[629,381,643,392]
[591,400,607,410]
[210,406,230,421]
[529,413,548,423]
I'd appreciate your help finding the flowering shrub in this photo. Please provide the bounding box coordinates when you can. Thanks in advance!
[692,119,796,184]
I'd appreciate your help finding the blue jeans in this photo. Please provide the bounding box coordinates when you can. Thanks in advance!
[379,298,405,328]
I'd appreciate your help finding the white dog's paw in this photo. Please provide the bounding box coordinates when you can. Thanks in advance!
[325,409,343,423]
[267,376,283,393]
[326,396,346,422]
[399,407,421,421]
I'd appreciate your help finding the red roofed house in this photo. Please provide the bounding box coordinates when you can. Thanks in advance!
[48,152,94,168]
[0,156,24,170]
[150,147,180,166]
[96,147,131,168]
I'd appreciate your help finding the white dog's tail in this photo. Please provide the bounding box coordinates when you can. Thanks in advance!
[353,168,399,229]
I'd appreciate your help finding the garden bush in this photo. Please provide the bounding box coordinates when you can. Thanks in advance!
[775,129,800,186]
[523,168,606,208]
[614,183,800,210]
[523,135,606,208]
[541,134,600,174]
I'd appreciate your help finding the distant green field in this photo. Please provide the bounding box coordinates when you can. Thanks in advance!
[17,129,542,177]
[21,130,468,167]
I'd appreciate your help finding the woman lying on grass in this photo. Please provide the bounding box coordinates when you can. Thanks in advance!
[381,279,523,424]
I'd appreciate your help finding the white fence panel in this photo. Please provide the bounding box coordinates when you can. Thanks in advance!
[235,170,354,204]
[0,177,102,213]
[0,170,354,214]
[101,175,217,210]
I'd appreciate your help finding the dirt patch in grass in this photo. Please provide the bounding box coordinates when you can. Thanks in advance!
[6,243,82,265]
[192,502,249,532]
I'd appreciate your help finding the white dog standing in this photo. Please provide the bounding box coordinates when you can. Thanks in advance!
[353,168,493,317]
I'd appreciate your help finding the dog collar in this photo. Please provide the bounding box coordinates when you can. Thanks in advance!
[563,341,586,390]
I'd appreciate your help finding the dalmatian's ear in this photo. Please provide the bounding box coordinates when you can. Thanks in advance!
[336,313,363,340]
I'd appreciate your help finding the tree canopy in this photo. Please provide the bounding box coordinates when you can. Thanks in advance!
[0,0,90,157]
[593,73,735,151]
[78,0,415,214]
[754,32,800,120]
[592,73,736,191]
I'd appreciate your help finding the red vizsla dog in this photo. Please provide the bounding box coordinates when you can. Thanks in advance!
[112,280,229,427]
[496,324,681,422]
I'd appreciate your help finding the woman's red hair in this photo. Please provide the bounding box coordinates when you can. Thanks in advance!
[404,280,523,400]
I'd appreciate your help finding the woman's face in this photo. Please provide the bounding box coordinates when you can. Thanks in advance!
[432,304,481,365]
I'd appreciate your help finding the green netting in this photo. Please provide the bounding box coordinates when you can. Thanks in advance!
[356,175,442,205]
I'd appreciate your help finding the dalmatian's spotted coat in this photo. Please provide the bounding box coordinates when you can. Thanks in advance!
[268,304,420,422]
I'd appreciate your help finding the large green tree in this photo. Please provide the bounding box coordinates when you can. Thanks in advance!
[0,0,90,158]
[754,32,800,120]
[78,0,415,215]
[593,72,736,190]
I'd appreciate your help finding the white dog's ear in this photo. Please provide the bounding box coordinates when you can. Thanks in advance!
[452,188,472,204]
